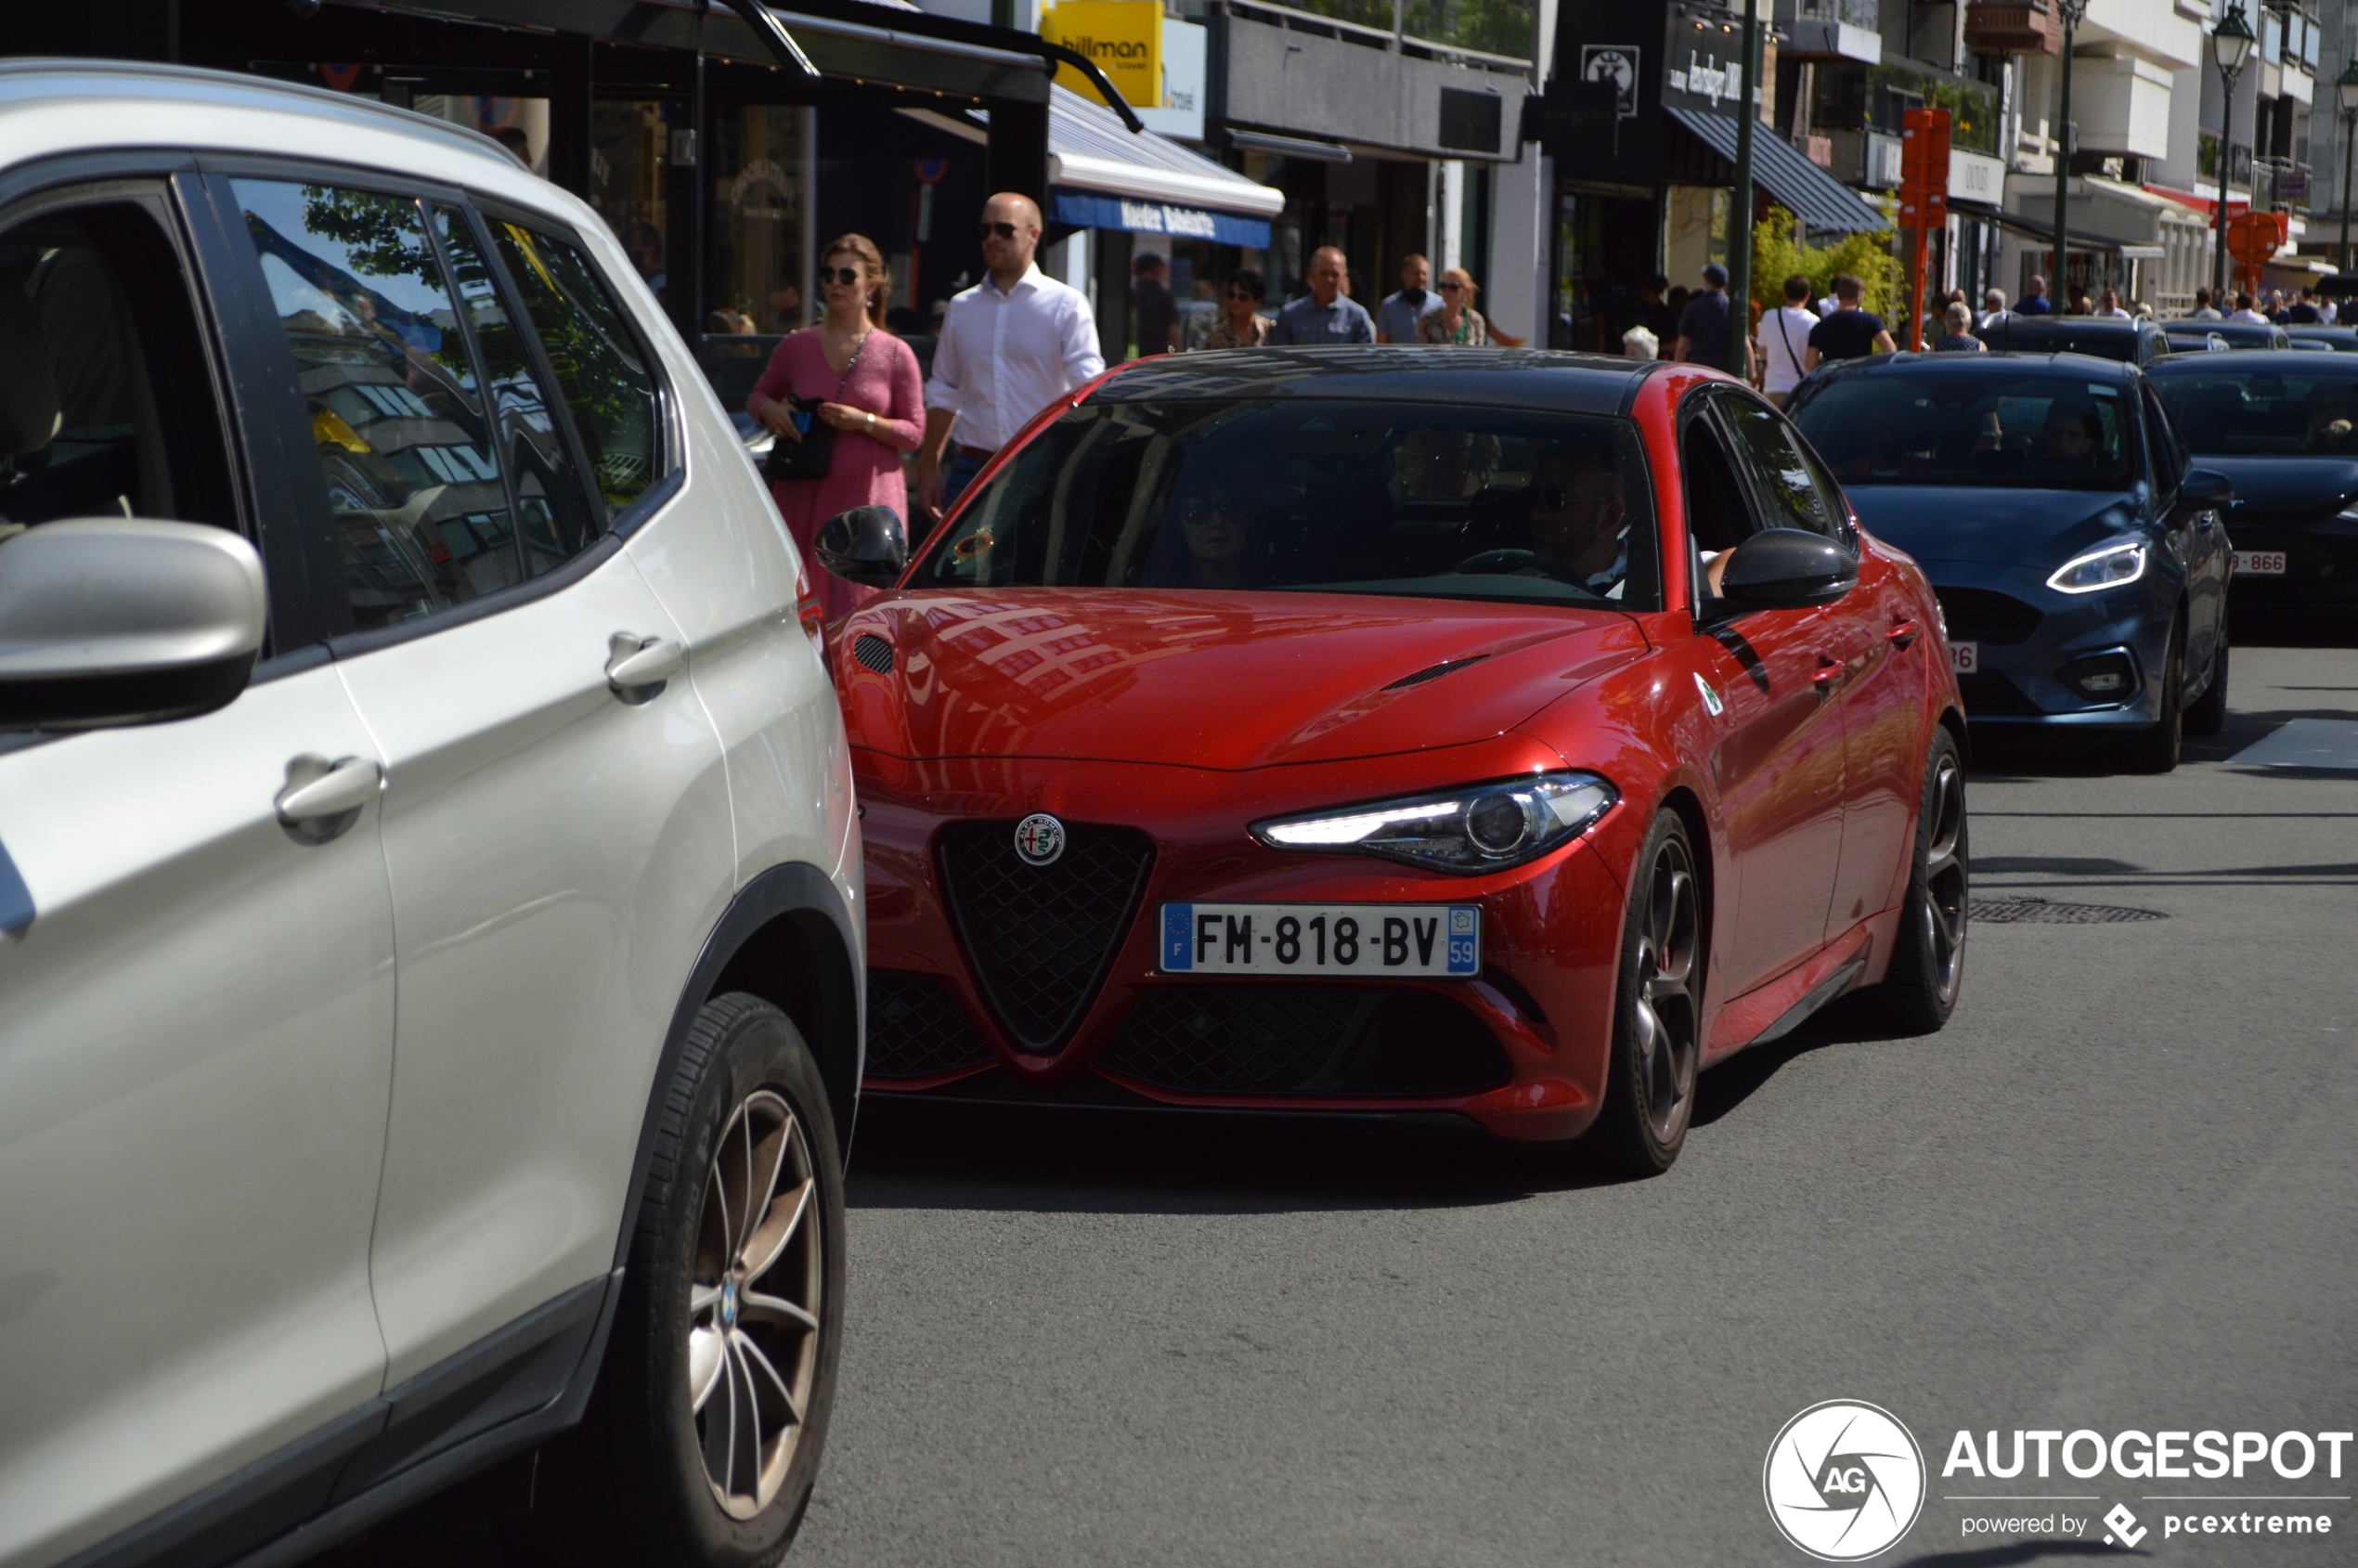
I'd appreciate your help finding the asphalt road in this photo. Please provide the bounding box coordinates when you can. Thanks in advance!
[358,637,2358,1568]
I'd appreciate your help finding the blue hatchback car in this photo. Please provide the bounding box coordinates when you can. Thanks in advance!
[1789,353,2232,770]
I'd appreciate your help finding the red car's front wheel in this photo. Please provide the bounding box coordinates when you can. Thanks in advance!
[1585,813,1703,1177]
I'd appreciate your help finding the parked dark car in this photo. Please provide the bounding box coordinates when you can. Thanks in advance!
[1789,353,2233,770]
[1976,313,2171,366]
[2163,320,2289,353]
[2148,349,2358,615]
[2283,324,2358,352]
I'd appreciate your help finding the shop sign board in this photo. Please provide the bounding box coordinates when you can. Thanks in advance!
[1042,0,1161,114]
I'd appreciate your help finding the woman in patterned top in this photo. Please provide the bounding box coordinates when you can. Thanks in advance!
[1198,267,1272,349]
[1419,267,1489,345]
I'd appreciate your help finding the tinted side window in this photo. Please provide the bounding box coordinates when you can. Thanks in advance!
[1719,394,1841,538]
[2141,382,2186,486]
[483,219,662,519]
[231,179,524,630]
[0,201,237,535]
[1681,407,1756,554]
[431,207,598,575]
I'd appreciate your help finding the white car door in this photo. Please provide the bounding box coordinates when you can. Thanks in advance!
[220,178,732,1388]
[0,180,394,1563]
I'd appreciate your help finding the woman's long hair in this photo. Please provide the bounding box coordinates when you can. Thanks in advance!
[822,232,890,329]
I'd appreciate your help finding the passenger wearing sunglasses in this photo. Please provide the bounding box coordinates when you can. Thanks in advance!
[1198,268,1271,349]
[919,191,1103,523]
[746,232,925,623]
[1417,268,1489,346]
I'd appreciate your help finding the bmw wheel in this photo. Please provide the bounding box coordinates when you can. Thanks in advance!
[1853,726,1967,1034]
[549,992,845,1567]
[1584,812,1703,1177]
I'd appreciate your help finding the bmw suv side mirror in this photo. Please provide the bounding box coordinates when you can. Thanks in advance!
[2180,468,2235,507]
[816,504,908,588]
[1716,527,1859,612]
[0,518,266,732]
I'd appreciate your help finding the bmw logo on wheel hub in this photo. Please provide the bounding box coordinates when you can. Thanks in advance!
[1013,812,1067,867]
[1763,1399,1925,1561]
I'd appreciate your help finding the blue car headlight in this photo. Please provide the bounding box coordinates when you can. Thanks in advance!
[1252,772,1617,875]
[2045,539,2147,595]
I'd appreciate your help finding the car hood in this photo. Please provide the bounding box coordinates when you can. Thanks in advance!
[1846,486,2133,565]
[2192,455,2358,522]
[838,589,1649,769]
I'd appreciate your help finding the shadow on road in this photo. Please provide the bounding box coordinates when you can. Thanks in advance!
[1890,1543,2143,1567]
[845,1096,1626,1215]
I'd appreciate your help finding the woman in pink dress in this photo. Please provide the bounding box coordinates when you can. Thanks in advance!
[747,233,924,624]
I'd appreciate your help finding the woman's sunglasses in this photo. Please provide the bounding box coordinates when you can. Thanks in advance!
[1438,280,1465,292]
[819,266,865,286]
[978,221,1022,241]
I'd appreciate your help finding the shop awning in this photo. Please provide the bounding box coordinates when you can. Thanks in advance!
[1665,107,1886,235]
[1049,86,1284,247]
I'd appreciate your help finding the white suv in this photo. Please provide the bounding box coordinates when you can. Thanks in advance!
[0,63,860,1568]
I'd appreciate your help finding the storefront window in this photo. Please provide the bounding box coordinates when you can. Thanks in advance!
[709,105,810,334]
[1663,185,1729,293]
[590,102,671,311]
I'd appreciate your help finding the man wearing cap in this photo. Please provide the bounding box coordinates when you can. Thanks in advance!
[1675,262,1740,371]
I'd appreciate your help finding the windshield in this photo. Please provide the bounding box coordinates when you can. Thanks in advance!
[1984,325,2136,361]
[1789,370,2137,490]
[918,399,1661,609]
[2152,363,2358,455]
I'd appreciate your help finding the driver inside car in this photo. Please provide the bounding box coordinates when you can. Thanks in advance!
[1524,443,1629,599]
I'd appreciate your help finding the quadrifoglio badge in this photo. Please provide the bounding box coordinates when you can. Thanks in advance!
[1766,1403,2353,1558]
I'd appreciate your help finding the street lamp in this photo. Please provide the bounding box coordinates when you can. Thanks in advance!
[2337,57,2358,274]
[2212,1,2257,305]
[2052,0,2089,311]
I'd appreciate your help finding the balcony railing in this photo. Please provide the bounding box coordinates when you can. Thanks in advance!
[1794,0,1878,25]
[1962,0,2059,56]
[1242,0,1535,65]
[2198,132,2256,190]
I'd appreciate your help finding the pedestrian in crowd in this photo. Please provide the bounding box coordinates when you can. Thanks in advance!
[918,192,1102,522]
[1420,267,1489,344]
[2229,292,2269,325]
[1931,301,1986,352]
[2326,294,2342,324]
[1756,273,1818,408]
[2066,287,2093,316]
[749,232,925,622]
[1377,253,1441,343]
[2097,286,2130,320]
[1639,274,1678,343]
[1132,252,1180,356]
[1622,324,1659,360]
[1270,246,1375,343]
[770,283,803,328]
[2188,286,2222,320]
[1666,283,1692,327]
[1979,287,2007,328]
[1199,267,1272,348]
[1674,262,1735,369]
[2288,288,2323,324]
[2018,274,2054,315]
[1804,273,1897,370]
[490,125,538,173]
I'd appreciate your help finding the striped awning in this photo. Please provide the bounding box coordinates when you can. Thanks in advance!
[1049,85,1285,236]
[1666,107,1887,236]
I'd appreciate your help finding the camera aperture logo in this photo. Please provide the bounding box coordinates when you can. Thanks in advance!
[1765,1400,1928,1561]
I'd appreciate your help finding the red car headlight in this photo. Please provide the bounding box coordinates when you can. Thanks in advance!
[1251,771,1618,875]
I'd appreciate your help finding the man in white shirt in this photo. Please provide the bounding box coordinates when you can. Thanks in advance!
[917,191,1104,523]
[2187,286,2222,320]
[2228,291,2270,325]
[1756,274,1818,408]
[2097,286,2131,319]
[1978,287,2007,329]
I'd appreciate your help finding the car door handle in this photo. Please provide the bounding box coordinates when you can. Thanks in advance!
[276,755,380,842]
[607,633,685,702]
[1813,657,1844,699]
[1886,619,1920,650]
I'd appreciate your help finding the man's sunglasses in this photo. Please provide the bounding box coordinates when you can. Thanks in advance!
[978,221,1023,241]
[819,266,865,286]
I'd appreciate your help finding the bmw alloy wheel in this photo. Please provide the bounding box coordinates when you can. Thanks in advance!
[690,1089,823,1520]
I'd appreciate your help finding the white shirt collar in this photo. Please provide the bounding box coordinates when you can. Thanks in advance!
[984,263,1045,300]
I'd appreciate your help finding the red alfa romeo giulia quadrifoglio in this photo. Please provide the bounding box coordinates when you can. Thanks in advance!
[822,348,1967,1173]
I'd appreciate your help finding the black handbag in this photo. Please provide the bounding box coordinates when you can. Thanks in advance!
[762,332,869,486]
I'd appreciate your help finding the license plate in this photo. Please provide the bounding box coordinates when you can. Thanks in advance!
[2234,550,2287,577]
[1951,641,1979,675]
[1159,902,1480,977]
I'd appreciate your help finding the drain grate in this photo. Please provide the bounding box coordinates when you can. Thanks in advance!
[1969,898,2168,925]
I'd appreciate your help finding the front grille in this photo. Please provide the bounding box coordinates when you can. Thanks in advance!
[863,971,991,1079]
[1098,987,1512,1097]
[1936,587,2044,646]
[937,821,1155,1055]
[851,633,894,673]
[1956,671,2042,717]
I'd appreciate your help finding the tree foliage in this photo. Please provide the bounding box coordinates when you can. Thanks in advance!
[1748,204,1905,323]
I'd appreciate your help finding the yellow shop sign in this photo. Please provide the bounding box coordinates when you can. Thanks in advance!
[1041,0,1161,110]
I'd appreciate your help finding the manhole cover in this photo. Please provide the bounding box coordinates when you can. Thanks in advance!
[1969,898,2168,925]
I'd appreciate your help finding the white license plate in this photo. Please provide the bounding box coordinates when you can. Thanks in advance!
[2234,550,2287,577]
[1951,641,1979,675]
[1159,902,1480,977]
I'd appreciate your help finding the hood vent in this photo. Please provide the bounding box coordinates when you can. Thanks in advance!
[1382,654,1489,692]
[851,633,895,673]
